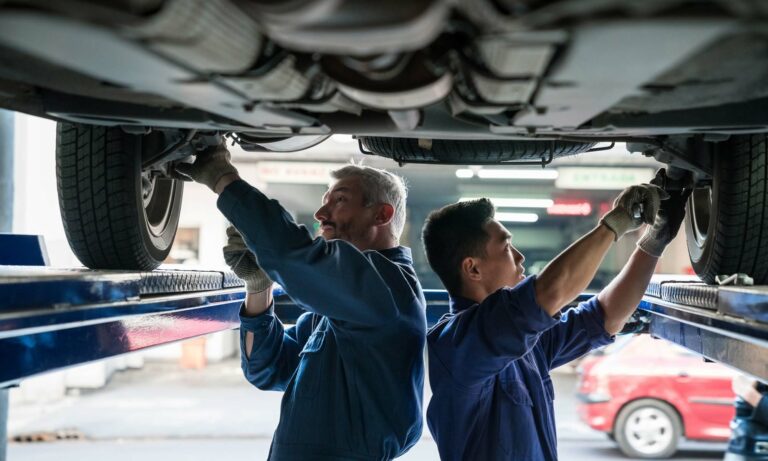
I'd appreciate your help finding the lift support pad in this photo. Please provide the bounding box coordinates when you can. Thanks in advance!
[640,275,768,382]
[1,268,766,385]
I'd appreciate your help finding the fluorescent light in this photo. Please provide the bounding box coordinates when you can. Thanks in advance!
[477,169,558,180]
[455,169,474,178]
[459,197,553,208]
[495,212,539,223]
[332,134,357,144]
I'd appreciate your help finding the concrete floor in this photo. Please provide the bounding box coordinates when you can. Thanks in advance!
[7,359,725,460]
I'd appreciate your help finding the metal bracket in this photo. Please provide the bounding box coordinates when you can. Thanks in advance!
[585,142,615,152]
[716,273,754,286]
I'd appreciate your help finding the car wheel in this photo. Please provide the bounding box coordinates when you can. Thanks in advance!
[56,123,183,270]
[359,137,595,164]
[614,399,682,459]
[685,134,768,284]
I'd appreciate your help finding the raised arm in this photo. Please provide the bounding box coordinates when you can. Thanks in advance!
[218,179,410,326]
[175,146,411,326]
[598,176,691,334]
[535,183,663,316]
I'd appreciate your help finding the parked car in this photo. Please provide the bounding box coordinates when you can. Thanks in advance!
[578,334,735,458]
[0,1,767,285]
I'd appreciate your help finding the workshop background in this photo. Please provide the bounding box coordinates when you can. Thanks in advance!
[7,113,723,460]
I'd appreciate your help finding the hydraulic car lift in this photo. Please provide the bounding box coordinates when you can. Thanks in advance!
[0,263,766,458]
[2,270,765,386]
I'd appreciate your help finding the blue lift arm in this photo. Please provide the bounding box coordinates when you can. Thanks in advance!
[640,275,768,382]
[1,269,766,386]
[0,267,246,387]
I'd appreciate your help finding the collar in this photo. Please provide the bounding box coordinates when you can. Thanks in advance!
[449,295,477,313]
[376,246,413,265]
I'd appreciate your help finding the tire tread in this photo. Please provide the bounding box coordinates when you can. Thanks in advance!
[56,123,174,270]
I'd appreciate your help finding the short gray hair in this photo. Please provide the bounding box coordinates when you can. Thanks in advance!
[331,164,408,239]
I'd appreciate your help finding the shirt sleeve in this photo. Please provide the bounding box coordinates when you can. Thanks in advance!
[239,306,316,391]
[539,295,614,370]
[754,394,768,425]
[218,180,409,327]
[429,276,559,386]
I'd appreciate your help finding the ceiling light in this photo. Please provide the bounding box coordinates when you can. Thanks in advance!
[459,197,553,208]
[455,169,474,178]
[332,134,357,143]
[476,169,558,180]
[495,212,539,223]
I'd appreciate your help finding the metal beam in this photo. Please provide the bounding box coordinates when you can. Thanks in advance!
[0,109,13,461]
[0,110,12,233]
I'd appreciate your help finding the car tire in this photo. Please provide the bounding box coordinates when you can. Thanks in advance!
[614,399,682,459]
[685,134,768,284]
[56,123,183,270]
[359,137,595,164]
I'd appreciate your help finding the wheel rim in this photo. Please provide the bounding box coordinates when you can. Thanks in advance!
[142,173,177,238]
[623,407,675,456]
[690,186,712,249]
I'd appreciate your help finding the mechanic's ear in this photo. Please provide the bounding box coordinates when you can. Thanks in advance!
[374,203,395,226]
[461,257,482,282]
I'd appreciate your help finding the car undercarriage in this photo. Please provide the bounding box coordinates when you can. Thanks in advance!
[0,0,766,285]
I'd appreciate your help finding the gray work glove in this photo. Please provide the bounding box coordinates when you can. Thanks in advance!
[637,169,692,257]
[223,226,273,293]
[600,182,668,241]
[175,143,239,192]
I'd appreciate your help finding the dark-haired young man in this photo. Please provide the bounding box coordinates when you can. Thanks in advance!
[421,172,689,460]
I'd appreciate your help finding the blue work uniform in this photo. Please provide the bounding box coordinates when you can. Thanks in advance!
[426,275,613,461]
[217,180,427,461]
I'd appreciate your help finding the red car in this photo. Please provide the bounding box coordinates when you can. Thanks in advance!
[577,334,735,459]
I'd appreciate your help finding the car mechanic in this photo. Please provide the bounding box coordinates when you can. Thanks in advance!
[421,170,689,460]
[177,146,426,461]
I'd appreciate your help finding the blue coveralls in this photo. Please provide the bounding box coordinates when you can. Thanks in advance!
[426,275,613,461]
[217,180,427,461]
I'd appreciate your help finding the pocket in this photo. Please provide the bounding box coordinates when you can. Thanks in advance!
[294,330,326,398]
[496,379,534,457]
[300,329,326,354]
[501,379,533,406]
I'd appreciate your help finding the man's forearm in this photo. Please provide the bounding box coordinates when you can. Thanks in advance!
[597,248,658,335]
[535,224,615,316]
[242,288,273,358]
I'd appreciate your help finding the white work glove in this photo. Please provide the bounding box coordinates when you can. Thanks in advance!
[600,182,667,241]
[175,143,239,192]
[637,169,691,257]
[222,226,272,293]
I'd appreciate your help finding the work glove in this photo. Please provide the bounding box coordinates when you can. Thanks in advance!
[600,181,668,241]
[223,225,273,293]
[175,143,238,192]
[637,169,692,257]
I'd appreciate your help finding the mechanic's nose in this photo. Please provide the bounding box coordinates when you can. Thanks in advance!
[514,248,525,265]
[314,204,329,223]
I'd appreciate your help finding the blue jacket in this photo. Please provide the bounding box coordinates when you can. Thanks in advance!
[426,275,613,461]
[218,180,427,461]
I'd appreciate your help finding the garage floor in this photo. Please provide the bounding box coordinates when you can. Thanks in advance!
[7,359,725,460]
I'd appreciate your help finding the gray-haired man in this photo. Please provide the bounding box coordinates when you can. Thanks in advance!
[177,147,426,460]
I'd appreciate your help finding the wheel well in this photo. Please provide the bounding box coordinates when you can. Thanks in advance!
[612,397,686,437]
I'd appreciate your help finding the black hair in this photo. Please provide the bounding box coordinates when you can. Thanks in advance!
[421,198,495,297]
